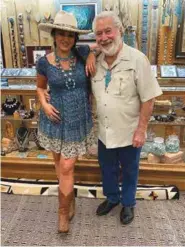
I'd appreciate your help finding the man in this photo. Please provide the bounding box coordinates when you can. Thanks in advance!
[91,11,162,225]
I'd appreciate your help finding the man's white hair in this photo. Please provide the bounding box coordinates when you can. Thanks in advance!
[92,11,124,34]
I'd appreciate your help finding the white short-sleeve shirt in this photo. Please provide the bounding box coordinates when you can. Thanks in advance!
[92,43,162,148]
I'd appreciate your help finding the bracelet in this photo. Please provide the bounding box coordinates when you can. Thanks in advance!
[90,49,97,54]
[90,49,101,56]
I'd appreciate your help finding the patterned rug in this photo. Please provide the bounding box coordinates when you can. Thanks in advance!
[1,178,179,200]
[1,193,185,246]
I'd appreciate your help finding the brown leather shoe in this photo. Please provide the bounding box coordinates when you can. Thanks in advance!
[58,189,73,233]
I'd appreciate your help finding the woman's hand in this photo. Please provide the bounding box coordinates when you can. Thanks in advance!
[43,103,61,123]
[86,52,96,77]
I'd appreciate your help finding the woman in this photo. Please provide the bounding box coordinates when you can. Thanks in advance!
[37,10,95,233]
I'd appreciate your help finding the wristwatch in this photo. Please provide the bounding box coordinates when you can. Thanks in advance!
[90,48,101,56]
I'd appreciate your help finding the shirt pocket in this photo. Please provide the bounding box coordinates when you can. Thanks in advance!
[91,73,105,98]
[110,68,135,96]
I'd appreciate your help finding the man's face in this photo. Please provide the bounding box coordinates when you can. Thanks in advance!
[95,17,122,56]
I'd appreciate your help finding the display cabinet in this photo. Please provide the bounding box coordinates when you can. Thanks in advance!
[1,70,185,189]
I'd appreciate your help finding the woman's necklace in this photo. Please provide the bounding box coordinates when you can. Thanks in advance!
[54,49,76,90]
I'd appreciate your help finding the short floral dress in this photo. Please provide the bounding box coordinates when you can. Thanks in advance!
[36,46,94,158]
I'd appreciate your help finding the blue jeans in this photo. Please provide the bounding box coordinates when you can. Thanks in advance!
[98,139,141,207]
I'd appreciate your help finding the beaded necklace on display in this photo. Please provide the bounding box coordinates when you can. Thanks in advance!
[54,49,76,90]
[141,0,149,56]
[149,0,159,64]
[8,17,18,68]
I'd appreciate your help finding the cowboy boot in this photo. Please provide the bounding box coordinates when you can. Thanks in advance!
[69,190,75,220]
[58,189,73,233]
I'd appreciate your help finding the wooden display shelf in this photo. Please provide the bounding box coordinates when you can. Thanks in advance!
[0,116,38,122]
[1,156,185,190]
[1,89,36,96]
[158,78,185,86]
[1,78,185,190]
[149,121,185,126]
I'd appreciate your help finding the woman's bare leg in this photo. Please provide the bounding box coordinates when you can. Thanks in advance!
[52,152,60,180]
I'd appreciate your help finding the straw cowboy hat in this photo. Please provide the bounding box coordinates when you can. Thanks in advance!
[38,10,91,34]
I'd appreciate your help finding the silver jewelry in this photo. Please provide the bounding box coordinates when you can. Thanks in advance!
[8,17,18,68]
[17,13,28,67]
[15,127,31,152]
[140,0,149,56]
[54,49,76,90]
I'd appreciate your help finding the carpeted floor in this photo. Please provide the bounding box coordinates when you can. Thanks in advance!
[1,192,185,246]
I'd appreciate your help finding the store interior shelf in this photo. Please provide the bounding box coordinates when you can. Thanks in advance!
[1,88,36,95]
[1,156,185,189]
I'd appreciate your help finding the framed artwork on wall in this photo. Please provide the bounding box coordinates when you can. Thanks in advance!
[160,65,177,78]
[33,50,46,64]
[55,0,102,40]
[176,67,185,78]
[26,46,52,67]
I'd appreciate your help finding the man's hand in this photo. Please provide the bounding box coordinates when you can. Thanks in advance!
[132,129,146,148]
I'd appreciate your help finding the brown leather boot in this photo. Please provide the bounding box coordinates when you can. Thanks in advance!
[69,191,75,220]
[58,189,73,233]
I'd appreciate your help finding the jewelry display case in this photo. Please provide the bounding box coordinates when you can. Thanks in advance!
[1,70,185,189]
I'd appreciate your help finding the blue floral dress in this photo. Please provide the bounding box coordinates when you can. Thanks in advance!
[36,46,94,158]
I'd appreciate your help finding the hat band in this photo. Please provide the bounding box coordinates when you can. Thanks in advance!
[55,23,78,30]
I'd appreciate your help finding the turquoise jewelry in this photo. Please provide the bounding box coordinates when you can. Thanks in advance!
[141,0,149,55]
[149,0,159,64]
[54,50,76,90]
[55,51,74,62]
[123,26,137,48]
[105,70,111,88]
[8,17,18,68]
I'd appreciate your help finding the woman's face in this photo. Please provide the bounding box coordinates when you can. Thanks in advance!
[55,30,76,53]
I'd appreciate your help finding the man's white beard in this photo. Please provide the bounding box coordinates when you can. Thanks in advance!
[100,35,122,56]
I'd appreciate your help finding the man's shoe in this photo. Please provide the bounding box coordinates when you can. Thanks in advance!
[120,207,134,225]
[96,200,119,216]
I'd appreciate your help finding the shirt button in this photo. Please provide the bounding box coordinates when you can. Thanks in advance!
[104,104,106,106]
